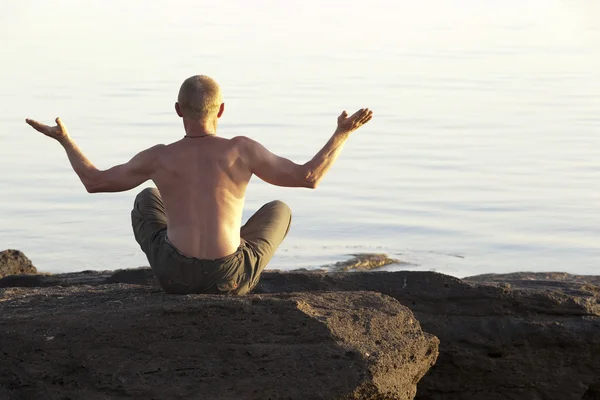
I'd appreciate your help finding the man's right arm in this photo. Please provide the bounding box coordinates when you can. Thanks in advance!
[239,108,373,189]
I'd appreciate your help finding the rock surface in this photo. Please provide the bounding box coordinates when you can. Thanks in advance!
[465,271,600,286]
[1,268,599,400]
[0,250,37,279]
[257,271,600,400]
[0,284,438,400]
[327,253,403,272]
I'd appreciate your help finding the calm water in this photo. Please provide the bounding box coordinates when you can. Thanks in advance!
[1,0,599,276]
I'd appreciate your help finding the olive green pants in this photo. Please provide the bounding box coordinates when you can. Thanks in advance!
[131,187,292,295]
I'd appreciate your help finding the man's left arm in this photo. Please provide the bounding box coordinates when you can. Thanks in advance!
[26,117,163,193]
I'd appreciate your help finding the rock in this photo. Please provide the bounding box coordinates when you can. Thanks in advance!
[583,379,600,400]
[326,253,403,272]
[0,285,438,400]
[107,266,157,286]
[3,267,599,399]
[0,249,37,279]
[0,270,113,288]
[465,271,600,286]
[0,267,154,289]
[253,271,600,400]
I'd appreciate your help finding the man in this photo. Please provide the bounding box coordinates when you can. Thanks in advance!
[25,75,373,295]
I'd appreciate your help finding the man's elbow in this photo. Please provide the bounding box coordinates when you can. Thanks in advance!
[301,170,319,189]
[305,179,319,189]
[83,171,104,193]
[303,175,320,189]
[85,181,102,193]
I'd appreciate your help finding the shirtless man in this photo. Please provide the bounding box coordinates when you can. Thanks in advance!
[25,75,373,295]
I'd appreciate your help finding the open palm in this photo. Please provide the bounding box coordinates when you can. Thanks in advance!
[25,117,69,141]
[336,108,373,134]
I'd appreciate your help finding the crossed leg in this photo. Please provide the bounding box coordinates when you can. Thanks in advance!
[234,200,292,295]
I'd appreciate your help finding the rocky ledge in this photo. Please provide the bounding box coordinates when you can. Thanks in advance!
[1,251,599,400]
[260,270,600,400]
[0,279,437,399]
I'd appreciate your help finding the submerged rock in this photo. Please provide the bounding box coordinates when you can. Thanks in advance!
[0,285,438,400]
[329,253,401,272]
[0,249,37,279]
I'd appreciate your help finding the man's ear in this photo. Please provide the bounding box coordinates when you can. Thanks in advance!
[217,103,225,118]
[175,102,183,118]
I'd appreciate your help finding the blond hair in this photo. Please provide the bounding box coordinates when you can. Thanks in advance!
[177,75,222,120]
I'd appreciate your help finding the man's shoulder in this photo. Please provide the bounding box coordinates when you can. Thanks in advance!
[132,144,167,160]
[229,135,255,145]
[227,136,265,167]
[142,143,167,153]
[229,135,261,153]
[150,143,168,151]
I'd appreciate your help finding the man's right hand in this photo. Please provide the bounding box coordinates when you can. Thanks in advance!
[25,117,70,143]
[336,108,373,134]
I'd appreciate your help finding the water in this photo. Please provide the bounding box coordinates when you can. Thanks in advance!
[1,0,599,277]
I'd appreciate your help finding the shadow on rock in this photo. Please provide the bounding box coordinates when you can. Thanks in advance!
[0,285,438,400]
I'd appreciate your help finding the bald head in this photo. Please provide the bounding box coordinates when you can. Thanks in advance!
[177,75,223,121]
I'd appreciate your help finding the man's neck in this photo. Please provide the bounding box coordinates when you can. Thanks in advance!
[183,118,217,137]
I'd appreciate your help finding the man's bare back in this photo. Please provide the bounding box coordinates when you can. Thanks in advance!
[25,75,373,294]
[151,136,251,259]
